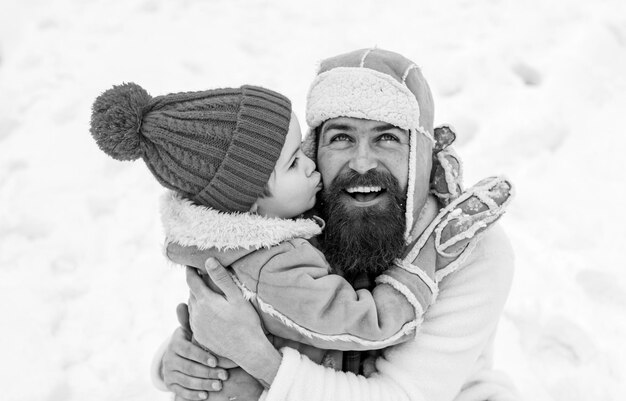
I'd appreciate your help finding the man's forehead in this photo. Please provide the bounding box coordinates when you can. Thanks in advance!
[320,117,406,133]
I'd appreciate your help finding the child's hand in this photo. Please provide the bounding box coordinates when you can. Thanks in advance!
[434,176,513,262]
[403,177,513,276]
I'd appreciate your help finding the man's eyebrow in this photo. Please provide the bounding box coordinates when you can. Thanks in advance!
[372,123,401,132]
[321,123,356,133]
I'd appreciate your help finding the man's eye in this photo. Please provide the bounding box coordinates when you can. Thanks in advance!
[290,157,298,169]
[329,134,351,142]
[378,133,399,142]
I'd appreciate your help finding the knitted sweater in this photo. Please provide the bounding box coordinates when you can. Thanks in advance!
[260,225,518,401]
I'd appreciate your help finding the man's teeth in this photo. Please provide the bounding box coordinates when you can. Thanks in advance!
[345,186,383,194]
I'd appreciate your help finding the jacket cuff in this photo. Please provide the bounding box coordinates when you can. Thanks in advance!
[378,261,437,315]
[263,347,305,401]
[150,334,172,392]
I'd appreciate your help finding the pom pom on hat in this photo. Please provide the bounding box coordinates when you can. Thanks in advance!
[90,82,152,161]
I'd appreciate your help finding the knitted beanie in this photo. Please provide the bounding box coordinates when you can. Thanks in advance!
[90,83,292,213]
[303,48,435,242]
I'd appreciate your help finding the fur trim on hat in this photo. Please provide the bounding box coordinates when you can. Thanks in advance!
[160,191,323,250]
[306,67,421,130]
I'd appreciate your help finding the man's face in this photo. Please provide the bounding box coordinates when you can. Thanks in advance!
[315,117,411,276]
[317,117,410,207]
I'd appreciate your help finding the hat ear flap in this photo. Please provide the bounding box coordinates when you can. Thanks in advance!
[403,68,435,135]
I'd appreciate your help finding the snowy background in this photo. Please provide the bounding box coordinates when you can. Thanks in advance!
[1,0,625,400]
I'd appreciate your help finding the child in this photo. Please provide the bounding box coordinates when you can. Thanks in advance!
[90,83,512,366]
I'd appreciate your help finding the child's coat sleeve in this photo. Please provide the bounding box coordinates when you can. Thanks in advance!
[231,238,434,351]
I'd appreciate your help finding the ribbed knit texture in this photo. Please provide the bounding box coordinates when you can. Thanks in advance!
[194,86,291,211]
[136,85,291,212]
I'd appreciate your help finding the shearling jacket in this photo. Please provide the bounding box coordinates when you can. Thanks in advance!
[160,192,440,354]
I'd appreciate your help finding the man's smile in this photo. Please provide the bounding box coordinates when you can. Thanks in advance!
[345,186,382,194]
[343,186,388,206]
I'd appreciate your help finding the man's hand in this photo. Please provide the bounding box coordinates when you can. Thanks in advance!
[161,304,230,400]
[180,368,264,401]
[187,258,282,387]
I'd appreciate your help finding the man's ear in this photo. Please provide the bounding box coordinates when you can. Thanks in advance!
[249,201,259,214]
[301,126,321,160]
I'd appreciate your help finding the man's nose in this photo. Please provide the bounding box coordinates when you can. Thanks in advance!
[348,143,378,174]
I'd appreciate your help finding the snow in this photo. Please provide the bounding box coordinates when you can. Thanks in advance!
[1,0,625,400]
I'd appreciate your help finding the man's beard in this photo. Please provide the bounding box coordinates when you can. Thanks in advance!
[318,170,406,277]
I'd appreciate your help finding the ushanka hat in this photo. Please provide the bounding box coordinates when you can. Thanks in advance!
[90,83,292,213]
[303,48,436,242]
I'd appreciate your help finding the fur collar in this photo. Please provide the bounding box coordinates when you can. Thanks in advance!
[160,191,323,250]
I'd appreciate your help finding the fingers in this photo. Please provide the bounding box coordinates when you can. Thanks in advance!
[165,353,228,380]
[170,327,220,367]
[174,395,201,401]
[163,329,231,400]
[362,357,377,378]
[216,356,238,369]
[186,267,216,300]
[166,371,224,391]
[176,303,192,336]
[167,243,211,270]
[169,383,208,400]
[204,258,241,301]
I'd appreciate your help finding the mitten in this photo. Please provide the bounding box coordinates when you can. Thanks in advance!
[435,176,514,260]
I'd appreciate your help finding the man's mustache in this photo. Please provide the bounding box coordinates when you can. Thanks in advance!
[327,169,402,194]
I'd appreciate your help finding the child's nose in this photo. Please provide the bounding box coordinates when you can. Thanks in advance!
[302,155,316,176]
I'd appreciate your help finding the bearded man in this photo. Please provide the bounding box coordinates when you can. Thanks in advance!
[153,48,519,401]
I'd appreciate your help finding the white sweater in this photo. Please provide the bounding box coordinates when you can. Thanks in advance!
[261,225,519,401]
